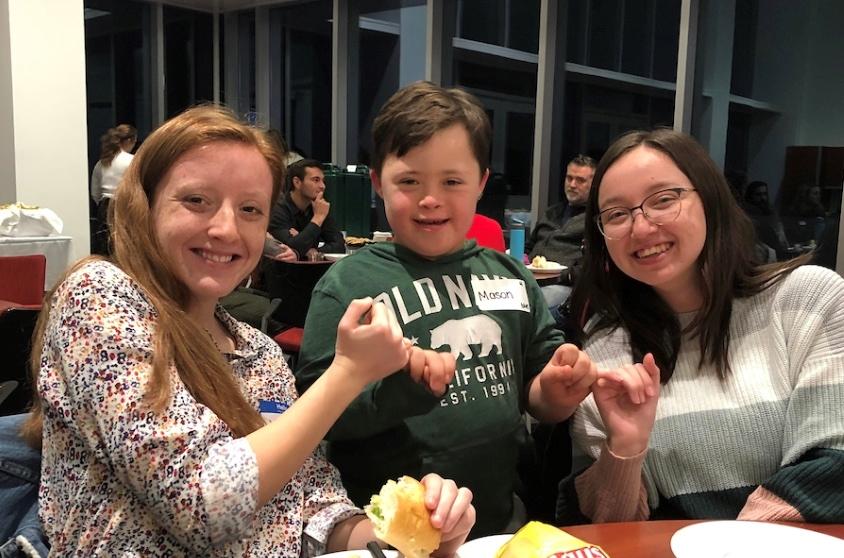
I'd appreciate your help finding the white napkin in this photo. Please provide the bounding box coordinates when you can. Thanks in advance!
[0,203,64,236]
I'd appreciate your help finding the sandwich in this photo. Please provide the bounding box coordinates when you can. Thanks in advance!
[364,476,441,558]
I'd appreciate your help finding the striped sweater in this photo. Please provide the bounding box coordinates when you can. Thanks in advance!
[559,265,844,523]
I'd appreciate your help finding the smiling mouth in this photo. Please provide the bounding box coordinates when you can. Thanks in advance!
[193,249,237,263]
[414,218,449,226]
[635,242,672,259]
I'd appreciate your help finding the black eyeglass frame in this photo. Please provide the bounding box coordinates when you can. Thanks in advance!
[595,187,697,240]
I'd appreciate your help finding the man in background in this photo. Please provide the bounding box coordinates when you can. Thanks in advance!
[268,159,345,260]
[526,154,597,310]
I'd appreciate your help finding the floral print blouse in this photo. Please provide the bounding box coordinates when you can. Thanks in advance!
[37,260,360,556]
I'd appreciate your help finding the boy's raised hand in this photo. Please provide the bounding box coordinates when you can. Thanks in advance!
[420,473,475,558]
[593,353,660,457]
[529,344,597,422]
[406,347,456,396]
[334,298,412,386]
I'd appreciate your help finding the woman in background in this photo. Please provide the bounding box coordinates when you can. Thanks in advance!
[24,105,474,556]
[91,123,137,254]
[558,128,844,525]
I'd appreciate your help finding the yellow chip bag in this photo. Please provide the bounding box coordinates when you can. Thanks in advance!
[495,521,611,558]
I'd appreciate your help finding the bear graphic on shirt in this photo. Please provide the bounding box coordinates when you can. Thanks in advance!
[429,315,502,360]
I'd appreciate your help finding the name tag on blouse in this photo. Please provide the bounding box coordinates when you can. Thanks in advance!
[259,400,289,423]
[472,278,530,312]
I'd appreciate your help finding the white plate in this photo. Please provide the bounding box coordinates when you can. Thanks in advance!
[456,534,512,557]
[526,261,566,272]
[670,521,844,557]
[323,253,348,262]
[317,550,397,558]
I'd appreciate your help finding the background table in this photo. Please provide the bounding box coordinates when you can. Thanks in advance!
[561,520,844,558]
[0,235,72,290]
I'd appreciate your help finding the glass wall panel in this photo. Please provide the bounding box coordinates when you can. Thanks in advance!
[458,0,539,53]
[566,0,680,81]
[692,0,844,269]
[163,6,214,118]
[84,0,152,252]
[560,80,673,200]
[84,0,152,171]
[222,10,256,120]
[452,0,540,216]
[555,1,677,206]
[269,0,332,162]
[355,0,427,165]
[454,55,537,210]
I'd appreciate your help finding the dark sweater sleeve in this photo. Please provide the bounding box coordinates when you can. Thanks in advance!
[295,285,441,441]
[269,200,323,258]
[527,208,557,257]
[523,274,566,387]
[741,449,844,522]
[741,266,844,522]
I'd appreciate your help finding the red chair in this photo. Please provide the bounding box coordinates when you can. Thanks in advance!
[0,254,46,306]
[273,326,304,364]
[466,214,506,252]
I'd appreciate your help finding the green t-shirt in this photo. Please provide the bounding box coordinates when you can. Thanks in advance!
[296,241,564,536]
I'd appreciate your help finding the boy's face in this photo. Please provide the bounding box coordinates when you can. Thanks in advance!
[372,124,489,259]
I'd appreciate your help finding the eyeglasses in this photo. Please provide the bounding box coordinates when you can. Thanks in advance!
[595,187,697,240]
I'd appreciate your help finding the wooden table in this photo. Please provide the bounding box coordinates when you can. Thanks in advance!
[560,520,844,557]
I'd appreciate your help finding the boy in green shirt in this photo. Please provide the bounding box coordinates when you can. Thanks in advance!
[296,81,597,537]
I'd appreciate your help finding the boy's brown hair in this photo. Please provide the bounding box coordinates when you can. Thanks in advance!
[371,81,491,174]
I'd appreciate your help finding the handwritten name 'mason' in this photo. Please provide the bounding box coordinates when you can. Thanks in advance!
[477,289,514,301]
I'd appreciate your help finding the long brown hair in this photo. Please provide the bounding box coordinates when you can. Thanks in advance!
[569,128,809,382]
[99,123,137,166]
[23,105,285,445]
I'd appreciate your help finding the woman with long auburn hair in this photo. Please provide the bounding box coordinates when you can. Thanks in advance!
[557,129,844,525]
[23,105,475,556]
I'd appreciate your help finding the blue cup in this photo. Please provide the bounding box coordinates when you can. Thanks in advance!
[509,221,525,262]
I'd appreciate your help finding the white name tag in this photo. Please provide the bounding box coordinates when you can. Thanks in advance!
[471,278,530,312]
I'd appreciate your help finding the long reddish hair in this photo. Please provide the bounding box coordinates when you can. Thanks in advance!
[23,105,285,445]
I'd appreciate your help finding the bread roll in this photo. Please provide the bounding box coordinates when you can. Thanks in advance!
[365,476,441,558]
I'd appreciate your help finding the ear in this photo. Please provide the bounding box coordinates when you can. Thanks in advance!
[370,169,384,199]
[292,176,302,191]
[477,168,490,199]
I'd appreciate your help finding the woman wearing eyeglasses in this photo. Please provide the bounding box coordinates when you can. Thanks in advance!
[556,129,844,525]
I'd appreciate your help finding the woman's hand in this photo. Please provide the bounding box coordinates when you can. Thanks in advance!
[271,242,298,262]
[333,298,411,387]
[421,474,475,558]
[406,347,456,396]
[593,353,660,457]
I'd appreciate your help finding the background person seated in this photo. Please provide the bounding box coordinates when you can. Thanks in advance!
[782,183,828,246]
[220,235,297,334]
[741,180,790,259]
[526,154,597,310]
[268,159,345,260]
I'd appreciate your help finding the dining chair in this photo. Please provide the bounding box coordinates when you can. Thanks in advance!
[466,214,506,252]
[263,260,333,328]
[0,255,46,306]
[0,303,40,416]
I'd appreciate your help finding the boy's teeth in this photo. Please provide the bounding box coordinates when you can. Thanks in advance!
[636,243,670,258]
[199,250,233,263]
